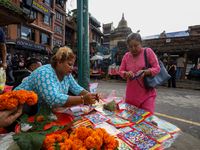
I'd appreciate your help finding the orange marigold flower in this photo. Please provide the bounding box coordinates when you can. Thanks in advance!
[36,115,45,122]
[54,134,63,142]
[75,126,88,140]
[103,133,113,144]
[26,91,37,105]
[61,131,69,139]
[85,137,96,149]
[79,147,87,150]
[95,128,104,139]
[87,128,93,136]
[44,135,56,148]
[71,139,83,150]
[69,131,78,141]
[0,95,7,110]
[47,146,55,150]
[63,139,73,149]
[6,98,18,109]
[17,90,29,104]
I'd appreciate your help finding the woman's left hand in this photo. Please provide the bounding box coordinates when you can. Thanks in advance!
[136,70,145,78]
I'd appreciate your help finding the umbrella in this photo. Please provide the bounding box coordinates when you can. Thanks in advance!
[90,55,104,60]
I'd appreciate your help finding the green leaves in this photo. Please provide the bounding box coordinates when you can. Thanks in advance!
[13,106,81,150]
[103,100,117,111]
[13,132,46,150]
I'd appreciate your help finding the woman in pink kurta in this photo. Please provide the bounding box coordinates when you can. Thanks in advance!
[119,33,160,114]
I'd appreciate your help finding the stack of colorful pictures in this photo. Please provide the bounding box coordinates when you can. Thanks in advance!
[107,115,134,127]
[117,110,144,124]
[84,112,110,124]
[131,122,172,143]
[118,103,151,117]
[145,115,182,134]
[118,129,165,150]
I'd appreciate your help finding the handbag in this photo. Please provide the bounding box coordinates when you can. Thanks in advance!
[143,48,171,89]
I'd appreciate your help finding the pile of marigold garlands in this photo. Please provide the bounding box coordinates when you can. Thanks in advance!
[0,90,37,110]
[42,126,119,150]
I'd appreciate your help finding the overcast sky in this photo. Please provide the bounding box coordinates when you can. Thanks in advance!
[66,0,200,37]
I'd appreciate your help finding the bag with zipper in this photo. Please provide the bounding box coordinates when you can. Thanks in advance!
[143,48,171,89]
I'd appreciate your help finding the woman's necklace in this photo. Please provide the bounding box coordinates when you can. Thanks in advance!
[54,67,65,94]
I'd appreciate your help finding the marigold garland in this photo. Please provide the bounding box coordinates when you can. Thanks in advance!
[42,127,119,150]
[0,90,38,110]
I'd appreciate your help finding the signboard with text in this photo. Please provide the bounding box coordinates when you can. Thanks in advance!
[27,0,51,17]
[15,39,46,52]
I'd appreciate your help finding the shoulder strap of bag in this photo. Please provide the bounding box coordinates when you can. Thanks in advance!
[168,65,173,72]
[144,47,150,68]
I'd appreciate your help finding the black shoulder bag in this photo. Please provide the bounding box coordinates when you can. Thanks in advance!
[143,48,171,89]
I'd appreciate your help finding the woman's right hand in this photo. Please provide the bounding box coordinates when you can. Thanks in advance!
[83,93,98,104]
[124,71,134,78]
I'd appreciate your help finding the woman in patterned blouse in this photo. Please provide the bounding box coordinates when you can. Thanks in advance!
[15,46,99,110]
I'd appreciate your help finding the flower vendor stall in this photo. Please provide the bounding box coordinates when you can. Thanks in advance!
[0,90,182,150]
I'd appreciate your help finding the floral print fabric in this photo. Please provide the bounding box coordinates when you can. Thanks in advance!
[14,64,84,109]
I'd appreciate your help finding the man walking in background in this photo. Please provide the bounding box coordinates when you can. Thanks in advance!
[176,54,186,79]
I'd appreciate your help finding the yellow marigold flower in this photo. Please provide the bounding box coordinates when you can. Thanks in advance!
[26,91,37,105]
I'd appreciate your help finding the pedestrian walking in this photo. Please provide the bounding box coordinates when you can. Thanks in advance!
[175,54,185,79]
[166,60,177,88]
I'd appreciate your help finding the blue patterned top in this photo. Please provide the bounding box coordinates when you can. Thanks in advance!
[14,64,84,109]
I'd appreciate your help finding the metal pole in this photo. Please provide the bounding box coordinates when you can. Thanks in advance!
[77,0,83,86]
[82,0,90,91]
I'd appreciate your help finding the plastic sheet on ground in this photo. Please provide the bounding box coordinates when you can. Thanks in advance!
[162,132,183,148]
[0,132,20,150]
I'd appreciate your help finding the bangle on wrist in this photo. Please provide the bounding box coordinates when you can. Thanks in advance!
[123,72,126,78]
[80,95,84,104]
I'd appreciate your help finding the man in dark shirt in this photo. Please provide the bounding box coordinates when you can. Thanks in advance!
[0,28,7,70]
[12,58,42,90]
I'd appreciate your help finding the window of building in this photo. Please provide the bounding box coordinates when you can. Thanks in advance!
[42,14,52,26]
[18,25,35,41]
[55,11,63,22]
[92,33,95,40]
[54,24,63,35]
[43,0,53,7]
[65,26,73,40]
[23,5,37,19]
[55,0,64,8]
[54,38,62,46]
[40,33,50,45]
[1,26,8,37]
